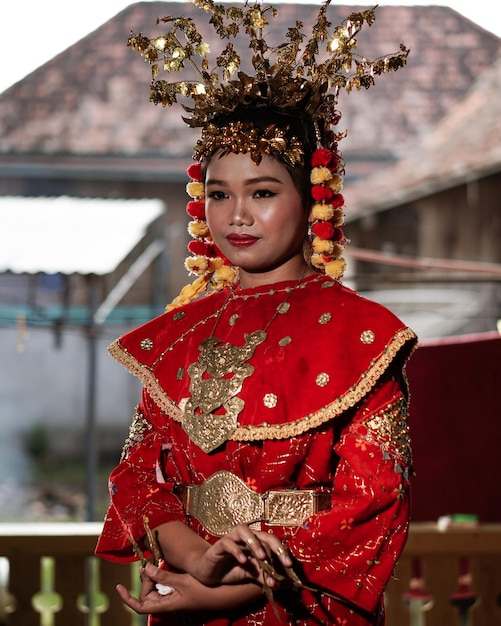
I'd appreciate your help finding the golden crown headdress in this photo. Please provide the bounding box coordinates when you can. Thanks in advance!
[128,0,409,308]
[128,0,408,159]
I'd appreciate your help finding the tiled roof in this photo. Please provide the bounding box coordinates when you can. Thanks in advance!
[344,54,501,217]
[0,2,500,173]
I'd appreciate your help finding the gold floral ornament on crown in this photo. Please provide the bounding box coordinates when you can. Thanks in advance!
[127,0,409,164]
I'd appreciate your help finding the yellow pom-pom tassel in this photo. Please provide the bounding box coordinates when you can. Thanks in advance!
[324,258,346,279]
[311,237,335,255]
[186,181,205,199]
[214,264,238,287]
[327,174,343,194]
[311,253,326,269]
[185,255,210,275]
[208,257,224,272]
[310,203,334,221]
[188,220,210,239]
[310,166,333,185]
[331,242,345,257]
[332,208,345,227]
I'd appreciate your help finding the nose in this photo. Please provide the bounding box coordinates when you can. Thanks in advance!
[230,195,252,226]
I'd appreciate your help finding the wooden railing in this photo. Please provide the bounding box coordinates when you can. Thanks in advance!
[1,522,500,625]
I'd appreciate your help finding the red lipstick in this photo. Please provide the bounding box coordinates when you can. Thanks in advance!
[226,234,259,247]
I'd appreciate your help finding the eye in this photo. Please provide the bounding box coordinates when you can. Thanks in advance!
[207,190,228,200]
[253,189,277,198]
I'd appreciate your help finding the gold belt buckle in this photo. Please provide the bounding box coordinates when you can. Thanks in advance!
[185,471,331,536]
[186,471,263,536]
[265,489,326,526]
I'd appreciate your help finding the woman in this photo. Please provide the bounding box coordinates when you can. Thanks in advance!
[96,2,414,624]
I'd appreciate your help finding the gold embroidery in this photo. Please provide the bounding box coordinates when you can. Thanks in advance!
[318,312,332,324]
[229,313,239,326]
[140,338,154,350]
[360,330,376,344]
[263,393,278,408]
[121,407,152,461]
[182,331,267,452]
[279,336,292,346]
[316,372,330,387]
[364,398,411,466]
[173,311,186,321]
[277,302,291,314]
[109,327,416,443]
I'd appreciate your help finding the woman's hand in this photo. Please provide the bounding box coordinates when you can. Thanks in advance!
[116,564,263,615]
[192,524,293,588]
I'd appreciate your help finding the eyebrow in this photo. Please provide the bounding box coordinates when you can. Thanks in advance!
[205,176,284,187]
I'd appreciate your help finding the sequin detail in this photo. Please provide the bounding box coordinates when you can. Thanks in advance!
[176,367,185,380]
[277,302,291,314]
[263,393,278,408]
[173,311,186,321]
[316,372,330,387]
[279,336,292,346]
[121,407,152,461]
[363,398,411,467]
[140,338,154,350]
[229,313,239,326]
[319,312,332,324]
[360,330,376,344]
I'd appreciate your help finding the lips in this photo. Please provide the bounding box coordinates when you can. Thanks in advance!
[226,233,259,247]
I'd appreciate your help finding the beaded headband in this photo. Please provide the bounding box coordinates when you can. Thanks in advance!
[128,0,409,308]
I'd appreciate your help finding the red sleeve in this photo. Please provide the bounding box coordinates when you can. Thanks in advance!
[95,389,187,563]
[287,369,412,614]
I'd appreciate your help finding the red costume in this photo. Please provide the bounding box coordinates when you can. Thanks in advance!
[96,274,416,625]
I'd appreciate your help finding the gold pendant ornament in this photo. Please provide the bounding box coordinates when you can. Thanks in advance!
[183,330,267,452]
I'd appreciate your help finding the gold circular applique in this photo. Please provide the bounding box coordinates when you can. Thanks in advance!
[140,338,154,350]
[277,302,291,314]
[279,336,292,347]
[316,372,330,387]
[229,314,239,326]
[318,312,332,325]
[173,311,186,321]
[360,330,376,344]
[263,393,278,408]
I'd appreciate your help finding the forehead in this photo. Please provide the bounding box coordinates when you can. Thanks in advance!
[205,152,291,181]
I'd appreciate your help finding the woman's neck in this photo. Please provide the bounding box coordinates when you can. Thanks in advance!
[237,258,315,290]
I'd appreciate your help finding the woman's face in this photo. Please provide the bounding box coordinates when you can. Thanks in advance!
[205,152,310,288]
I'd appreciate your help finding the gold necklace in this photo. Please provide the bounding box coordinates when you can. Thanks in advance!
[182,266,310,453]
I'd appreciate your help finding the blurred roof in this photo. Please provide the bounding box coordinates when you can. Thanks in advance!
[345,55,501,217]
[0,196,164,275]
[0,2,499,175]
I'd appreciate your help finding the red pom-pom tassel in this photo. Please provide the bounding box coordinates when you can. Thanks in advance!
[187,163,203,181]
[186,201,206,219]
[311,186,334,202]
[188,240,217,257]
[312,221,335,239]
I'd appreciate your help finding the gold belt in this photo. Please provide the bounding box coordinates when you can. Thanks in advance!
[180,470,331,537]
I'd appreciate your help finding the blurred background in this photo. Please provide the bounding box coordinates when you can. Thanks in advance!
[0,0,499,529]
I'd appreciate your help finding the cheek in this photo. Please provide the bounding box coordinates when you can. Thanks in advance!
[205,204,221,231]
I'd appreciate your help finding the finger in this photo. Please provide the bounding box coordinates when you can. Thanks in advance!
[144,562,169,581]
[116,584,149,614]
[274,543,293,567]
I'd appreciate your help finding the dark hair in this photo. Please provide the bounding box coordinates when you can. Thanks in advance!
[204,104,320,209]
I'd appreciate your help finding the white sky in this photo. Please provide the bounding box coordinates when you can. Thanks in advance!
[0,0,500,94]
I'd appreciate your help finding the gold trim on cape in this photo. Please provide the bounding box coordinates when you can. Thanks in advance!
[108,327,416,442]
